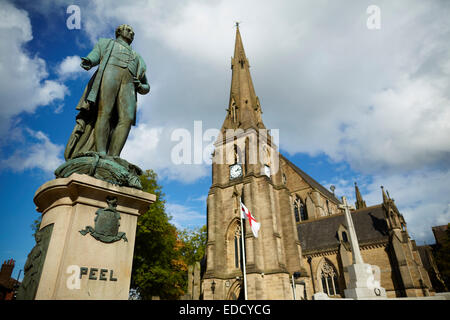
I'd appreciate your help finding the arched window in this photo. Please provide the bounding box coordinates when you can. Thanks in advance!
[293,197,301,222]
[233,144,239,164]
[230,98,238,123]
[294,201,300,223]
[320,261,340,296]
[294,196,308,222]
[234,225,241,269]
[227,219,242,270]
[300,202,308,221]
[342,231,348,243]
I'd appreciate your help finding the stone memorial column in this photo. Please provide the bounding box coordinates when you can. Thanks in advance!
[339,196,387,300]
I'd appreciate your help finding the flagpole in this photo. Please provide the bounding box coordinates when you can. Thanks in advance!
[240,201,248,300]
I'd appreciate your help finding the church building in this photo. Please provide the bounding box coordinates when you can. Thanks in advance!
[201,26,434,300]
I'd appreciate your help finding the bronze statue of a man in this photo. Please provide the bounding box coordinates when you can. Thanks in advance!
[65,24,149,159]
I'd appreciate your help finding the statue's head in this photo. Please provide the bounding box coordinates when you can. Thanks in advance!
[115,24,134,44]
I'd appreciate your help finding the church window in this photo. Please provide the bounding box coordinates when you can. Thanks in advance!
[230,99,237,123]
[342,231,348,242]
[321,277,328,295]
[294,196,308,222]
[234,234,240,268]
[234,144,243,164]
[233,225,242,269]
[294,202,300,223]
[244,138,249,174]
[320,261,340,296]
[300,202,308,221]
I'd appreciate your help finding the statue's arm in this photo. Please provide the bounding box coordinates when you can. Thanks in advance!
[134,55,150,95]
[80,39,108,70]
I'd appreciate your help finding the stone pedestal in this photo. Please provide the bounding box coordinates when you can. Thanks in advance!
[29,173,155,300]
[344,263,387,300]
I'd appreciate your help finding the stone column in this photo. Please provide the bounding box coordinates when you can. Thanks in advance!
[22,173,155,300]
[339,197,387,299]
[341,197,364,265]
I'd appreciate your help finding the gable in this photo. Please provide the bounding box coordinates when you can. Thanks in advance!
[280,154,340,204]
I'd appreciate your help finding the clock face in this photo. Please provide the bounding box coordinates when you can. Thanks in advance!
[264,165,271,177]
[230,164,243,179]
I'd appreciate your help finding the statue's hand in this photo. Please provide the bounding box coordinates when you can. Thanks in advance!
[134,76,150,95]
[80,57,92,71]
[133,77,142,89]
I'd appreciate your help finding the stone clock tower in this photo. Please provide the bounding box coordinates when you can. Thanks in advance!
[202,26,305,300]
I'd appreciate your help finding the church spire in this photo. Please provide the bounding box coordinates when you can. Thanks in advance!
[221,24,265,132]
[354,182,367,209]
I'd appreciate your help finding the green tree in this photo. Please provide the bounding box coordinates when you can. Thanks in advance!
[179,225,207,267]
[178,225,207,294]
[130,169,187,299]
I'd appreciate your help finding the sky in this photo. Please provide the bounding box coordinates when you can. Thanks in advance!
[1,0,449,279]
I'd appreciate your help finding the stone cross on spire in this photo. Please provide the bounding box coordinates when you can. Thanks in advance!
[339,196,364,265]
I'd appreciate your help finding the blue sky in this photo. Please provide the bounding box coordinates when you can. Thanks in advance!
[1,0,450,280]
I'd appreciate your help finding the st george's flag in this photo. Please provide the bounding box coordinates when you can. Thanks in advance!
[240,200,261,238]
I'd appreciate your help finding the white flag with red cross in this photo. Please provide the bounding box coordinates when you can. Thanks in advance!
[240,199,261,238]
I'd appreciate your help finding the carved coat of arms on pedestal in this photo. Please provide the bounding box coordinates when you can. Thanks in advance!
[80,196,128,243]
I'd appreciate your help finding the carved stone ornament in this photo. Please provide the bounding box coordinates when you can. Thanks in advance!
[16,224,54,300]
[321,261,336,277]
[55,151,143,190]
[79,196,128,243]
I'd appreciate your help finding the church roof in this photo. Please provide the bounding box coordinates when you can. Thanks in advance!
[297,204,389,254]
[432,224,448,246]
[280,154,341,204]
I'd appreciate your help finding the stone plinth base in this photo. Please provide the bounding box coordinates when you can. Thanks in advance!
[344,287,387,300]
[344,263,387,300]
[29,173,155,300]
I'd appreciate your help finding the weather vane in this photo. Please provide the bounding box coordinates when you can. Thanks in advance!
[235,21,241,28]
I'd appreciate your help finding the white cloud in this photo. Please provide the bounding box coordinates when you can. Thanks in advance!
[121,123,210,183]
[0,128,64,174]
[189,195,208,203]
[0,1,67,136]
[328,74,450,174]
[165,202,206,229]
[56,55,84,79]
[69,0,450,173]
[325,169,450,244]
